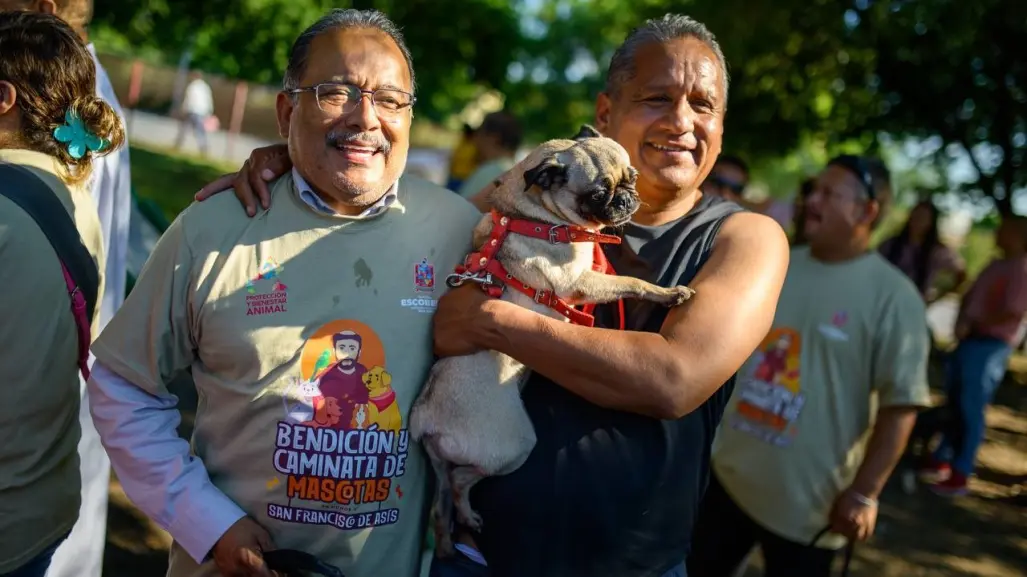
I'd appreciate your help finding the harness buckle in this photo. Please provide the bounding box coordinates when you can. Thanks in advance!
[446,271,496,288]
[534,289,547,304]
[548,225,567,244]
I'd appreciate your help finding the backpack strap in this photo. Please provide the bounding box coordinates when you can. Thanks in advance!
[0,162,100,379]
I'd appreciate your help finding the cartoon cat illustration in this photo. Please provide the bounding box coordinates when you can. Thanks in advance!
[282,377,323,424]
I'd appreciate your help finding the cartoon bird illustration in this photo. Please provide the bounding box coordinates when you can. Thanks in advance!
[309,348,332,382]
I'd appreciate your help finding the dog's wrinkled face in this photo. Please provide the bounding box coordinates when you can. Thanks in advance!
[520,125,641,228]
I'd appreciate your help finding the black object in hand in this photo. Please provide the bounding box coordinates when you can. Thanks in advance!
[263,549,345,577]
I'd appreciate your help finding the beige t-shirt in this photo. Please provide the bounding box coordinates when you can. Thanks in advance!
[712,247,931,548]
[0,150,106,573]
[92,172,480,577]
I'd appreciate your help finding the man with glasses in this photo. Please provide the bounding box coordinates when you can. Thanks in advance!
[688,156,931,577]
[86,9,480,577]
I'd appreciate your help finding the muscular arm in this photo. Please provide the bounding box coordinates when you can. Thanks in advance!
[849,406,919,499]
[471,212,790,419]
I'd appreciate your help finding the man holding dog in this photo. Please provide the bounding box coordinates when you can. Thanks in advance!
[199,13,790,577]
[88,9,481,577]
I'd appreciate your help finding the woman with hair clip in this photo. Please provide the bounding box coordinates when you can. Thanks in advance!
[878,198,967,305]
[0,11,125,577]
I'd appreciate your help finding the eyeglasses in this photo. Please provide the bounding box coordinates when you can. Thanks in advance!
[709,175,746,195]
[286,82,415,120]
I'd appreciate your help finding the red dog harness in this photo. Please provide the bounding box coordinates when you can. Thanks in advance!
[447,210,624,328]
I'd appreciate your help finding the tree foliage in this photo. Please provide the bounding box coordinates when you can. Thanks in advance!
[92,0,1026,209]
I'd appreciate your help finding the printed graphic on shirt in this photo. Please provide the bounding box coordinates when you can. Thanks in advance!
[414,258,435,292]
[246,257,289,316]
[727,327,806,447]
[401,257,439,313]
[269,319,409,531]
[816,310,850,341]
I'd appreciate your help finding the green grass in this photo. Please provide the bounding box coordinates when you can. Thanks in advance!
[129,143,236,220]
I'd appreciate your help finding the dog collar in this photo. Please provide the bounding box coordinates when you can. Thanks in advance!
[369,389,396,411]
[448,211,624,327]
[489,210,623,246]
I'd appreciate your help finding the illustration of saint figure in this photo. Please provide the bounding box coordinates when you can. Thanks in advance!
[753,332,792,385]
[312,330,369,429]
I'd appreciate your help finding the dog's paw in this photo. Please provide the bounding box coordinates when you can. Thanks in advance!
[653,285,694,306]
[672,285,696,305]
[457,506,484,533]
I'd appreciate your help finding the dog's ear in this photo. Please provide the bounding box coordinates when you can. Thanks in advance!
[573,124,602,141]
[524,155,568,192]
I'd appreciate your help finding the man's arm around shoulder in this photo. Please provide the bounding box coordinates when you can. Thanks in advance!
[441,211,790,419]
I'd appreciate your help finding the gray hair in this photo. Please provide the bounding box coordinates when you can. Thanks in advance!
[283,9,415,94]
[605,14,728,101]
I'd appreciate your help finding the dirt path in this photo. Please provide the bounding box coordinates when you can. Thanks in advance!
[101,365,1027,577]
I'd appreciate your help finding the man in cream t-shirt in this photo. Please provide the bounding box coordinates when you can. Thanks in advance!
[87,9,480,577]
[689,156,931,577]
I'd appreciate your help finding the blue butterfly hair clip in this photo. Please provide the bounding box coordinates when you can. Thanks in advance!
[53,109,108,160]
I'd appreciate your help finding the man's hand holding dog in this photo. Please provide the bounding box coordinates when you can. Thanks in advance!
[433,284,516,357]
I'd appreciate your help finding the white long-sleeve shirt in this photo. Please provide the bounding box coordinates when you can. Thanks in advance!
[88,362,246,562]
[87,44,131,329]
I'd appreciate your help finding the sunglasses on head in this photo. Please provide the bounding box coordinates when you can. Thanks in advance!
[710,175,746,195]
[828,154,876,201]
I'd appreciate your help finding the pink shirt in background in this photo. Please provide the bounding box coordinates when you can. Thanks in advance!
[878,238,964,300]
[960,256,1027,345]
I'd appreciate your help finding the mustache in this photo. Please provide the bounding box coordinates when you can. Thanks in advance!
[326,130,391,154]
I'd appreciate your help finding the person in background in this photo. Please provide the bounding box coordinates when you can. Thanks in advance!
[456,111,522,198]
[446,123,477,191]
[878,199,967,305]
[790,177,814,246]
[0,11,125,576]
[920,215,1027,496]
[689,155,931,577]
[0,2,134,575]
[175,71,215,157]
[702,154,795,230]
[701,153,749,204]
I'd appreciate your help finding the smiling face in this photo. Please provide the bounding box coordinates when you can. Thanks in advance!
[276,27,412,211]
[595,35,725,207]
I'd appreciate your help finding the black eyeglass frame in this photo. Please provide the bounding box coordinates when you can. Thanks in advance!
[284,82,417,116]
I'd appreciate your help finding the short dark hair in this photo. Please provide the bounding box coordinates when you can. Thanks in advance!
[478,111,522,153]
[605,14,729,101]
[828,154,892,229]
[717,154,749,177]
[283,9,415,94]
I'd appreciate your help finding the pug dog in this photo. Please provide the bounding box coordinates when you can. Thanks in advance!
[408,125,694,556]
